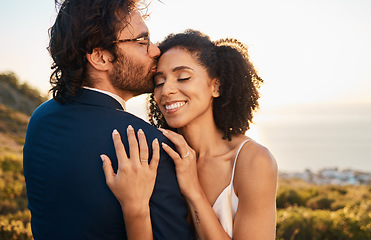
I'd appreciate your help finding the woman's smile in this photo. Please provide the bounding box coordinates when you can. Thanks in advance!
[164,101,187,112]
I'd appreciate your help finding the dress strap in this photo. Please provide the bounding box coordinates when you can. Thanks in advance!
[230,139,250,184]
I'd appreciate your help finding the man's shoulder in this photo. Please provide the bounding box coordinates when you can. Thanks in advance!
[28,97,166,141]
[113,110,165,140]
[29,99,57,120]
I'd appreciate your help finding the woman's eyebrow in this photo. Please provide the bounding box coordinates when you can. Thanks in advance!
[154,71,163,78]
[154,66,194,78]
[172,66,194,72]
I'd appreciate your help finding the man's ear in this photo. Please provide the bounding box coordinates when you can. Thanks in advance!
[86,48,113,71]
[212,78,221,98]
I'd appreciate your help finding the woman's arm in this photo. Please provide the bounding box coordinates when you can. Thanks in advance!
[233,143,278,239]
[160,129,278,240]
[183,187,232,240]
[101,126,160,240]
[160,129,231,240]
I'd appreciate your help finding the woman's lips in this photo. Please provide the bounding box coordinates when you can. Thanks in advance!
[164,101,186,112]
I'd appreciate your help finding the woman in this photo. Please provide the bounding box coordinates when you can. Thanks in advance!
[101,30,278,239]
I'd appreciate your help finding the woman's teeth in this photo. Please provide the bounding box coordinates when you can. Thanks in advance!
[165,102,185,110]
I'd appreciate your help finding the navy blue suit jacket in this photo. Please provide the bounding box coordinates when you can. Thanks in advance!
[23,89,193,240]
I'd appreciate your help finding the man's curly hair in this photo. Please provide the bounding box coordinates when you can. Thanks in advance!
[48,0,142,103]
[148,29,263,140]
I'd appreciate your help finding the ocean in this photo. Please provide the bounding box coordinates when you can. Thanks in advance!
[251,103,371,172]
[127,98,371,173]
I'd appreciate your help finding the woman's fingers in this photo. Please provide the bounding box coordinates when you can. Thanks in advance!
[161,142,182,165]
[161,141,198,198]
[127,125,140,164]
[101,128,161,208]
[159,128,189,158]
[110,127,159,170]
[150,139,160,171]
[101,154,115,186]
[137,129,149,164]
[112,129,128,167]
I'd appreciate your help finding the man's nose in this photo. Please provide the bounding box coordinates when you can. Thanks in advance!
[148,42,160,58]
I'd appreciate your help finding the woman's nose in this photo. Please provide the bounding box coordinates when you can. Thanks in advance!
[161,80,178,96]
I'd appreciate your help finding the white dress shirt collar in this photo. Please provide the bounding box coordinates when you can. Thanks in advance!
[83,86,126,110]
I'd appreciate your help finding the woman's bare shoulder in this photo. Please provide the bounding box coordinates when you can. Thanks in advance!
[233,137,278,193]
[238,138,277,171]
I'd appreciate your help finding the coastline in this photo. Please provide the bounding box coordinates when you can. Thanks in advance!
[279,167,371,185]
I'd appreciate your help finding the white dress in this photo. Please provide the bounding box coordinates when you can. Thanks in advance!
[212,140,250,238]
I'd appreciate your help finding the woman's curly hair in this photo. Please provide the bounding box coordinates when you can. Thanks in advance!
[148,29,263,140]
[48,0,141,103]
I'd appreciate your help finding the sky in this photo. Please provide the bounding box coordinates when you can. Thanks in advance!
[1,0,370,172]
[1,0,371,108]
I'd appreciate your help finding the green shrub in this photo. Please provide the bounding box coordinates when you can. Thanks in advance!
[0,72,47,116]
[0,210,32,240]
[329,185,348,195]
[276,206,371,239]
[306,195,334,210]
[330,200,347,211]
[276,185,318,208]
[276,179,371,239]
[0,154,23,173]
[0,219,32,240]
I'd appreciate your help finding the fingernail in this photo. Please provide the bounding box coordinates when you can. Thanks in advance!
[138,129,143,134]
[159,128,168,134]
[162,142,168,147]
[100,155,105,161]
[127,125,133,131]
[113,129,118,135]
[154,138,158,144]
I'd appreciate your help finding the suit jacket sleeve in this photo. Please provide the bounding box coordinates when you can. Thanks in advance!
[139,128,193,240]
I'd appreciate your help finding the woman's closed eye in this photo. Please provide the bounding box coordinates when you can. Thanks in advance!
[154,75,165,87]
[178,77,190,81]
[177,72,191,82]
[154,75,191,88]
[154,80,164,88]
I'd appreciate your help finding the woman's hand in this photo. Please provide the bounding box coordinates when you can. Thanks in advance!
[159,129,202,201]
[101,125,160,215]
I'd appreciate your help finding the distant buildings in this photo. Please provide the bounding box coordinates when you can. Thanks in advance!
[279,168,371,185]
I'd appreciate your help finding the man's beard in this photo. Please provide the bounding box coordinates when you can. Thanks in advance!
[110,52,155,96]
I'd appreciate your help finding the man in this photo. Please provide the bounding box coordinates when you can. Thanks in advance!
[23,0,193,239]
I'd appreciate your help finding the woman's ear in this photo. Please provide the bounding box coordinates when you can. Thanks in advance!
[86,48,113,71]
[212,78,221,98]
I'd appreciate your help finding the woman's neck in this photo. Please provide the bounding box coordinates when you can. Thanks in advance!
[178,117,227,159]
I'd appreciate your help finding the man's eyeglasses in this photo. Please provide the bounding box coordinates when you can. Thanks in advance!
[113,35,150,52]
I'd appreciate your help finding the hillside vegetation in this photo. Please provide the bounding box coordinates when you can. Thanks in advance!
[276,179,371,239]
[0,72,370,239]
[0,103,29,156]
[0,72,43,239]
[0,72,47,116]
